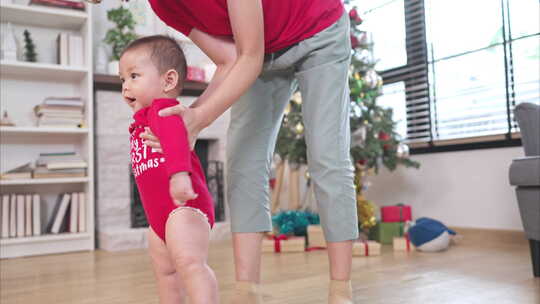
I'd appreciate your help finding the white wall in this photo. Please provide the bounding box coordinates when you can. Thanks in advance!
[91,2,213,74]
[365,146,525,231]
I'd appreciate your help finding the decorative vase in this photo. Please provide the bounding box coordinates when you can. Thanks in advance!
[108,60,119,75]
[95,43,109,74]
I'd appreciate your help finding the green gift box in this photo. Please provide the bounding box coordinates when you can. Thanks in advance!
[368,222,404,244]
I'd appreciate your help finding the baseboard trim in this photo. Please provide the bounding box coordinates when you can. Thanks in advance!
[450,226,527,246]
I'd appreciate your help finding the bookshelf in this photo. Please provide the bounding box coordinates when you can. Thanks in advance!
[0,2,94,259]
[0,126,90,135]
[1,60,88,80]
[0,177,89,186]
[0,2,87,29]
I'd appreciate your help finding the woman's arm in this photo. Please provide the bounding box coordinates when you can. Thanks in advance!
[191,0,264,127]
[153,0,264,149]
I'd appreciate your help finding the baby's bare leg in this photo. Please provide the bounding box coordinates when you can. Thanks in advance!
[148,227,187,304]
[166,207,219,304]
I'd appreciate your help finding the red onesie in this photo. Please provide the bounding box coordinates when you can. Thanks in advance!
[129,98,215,242]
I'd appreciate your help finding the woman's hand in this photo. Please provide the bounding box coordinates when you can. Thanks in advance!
[140,104,205,151]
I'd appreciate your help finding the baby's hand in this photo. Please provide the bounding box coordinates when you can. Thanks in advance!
[169,172,198,206]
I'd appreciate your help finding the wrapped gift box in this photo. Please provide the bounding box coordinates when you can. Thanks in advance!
[393,236,415,252]
[307,225,326,248]
[262,235,306,253]
[187,66,206,82]
[352,240,381,256]
[369,222,405,244]
[381,204,412,223]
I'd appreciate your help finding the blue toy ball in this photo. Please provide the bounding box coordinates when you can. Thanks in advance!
[408,217,457,252]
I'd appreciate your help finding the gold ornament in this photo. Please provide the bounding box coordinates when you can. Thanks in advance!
[295,122,304,134]
[284,103,291,115]
[376,77,383,88]
[354,168,377,230]
[291,91,302,105]
[354,72,361,80]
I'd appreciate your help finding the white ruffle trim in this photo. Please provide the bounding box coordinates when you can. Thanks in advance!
[168,206,211,229]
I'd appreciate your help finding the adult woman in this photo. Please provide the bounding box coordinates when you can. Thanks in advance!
[143,0,358,303]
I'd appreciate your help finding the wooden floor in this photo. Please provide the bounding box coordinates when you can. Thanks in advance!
[1,237,539,304]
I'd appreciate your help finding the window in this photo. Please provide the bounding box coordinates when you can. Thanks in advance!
[350,0,539,151]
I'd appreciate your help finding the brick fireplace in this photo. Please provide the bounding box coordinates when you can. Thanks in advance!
[94,88,231,251]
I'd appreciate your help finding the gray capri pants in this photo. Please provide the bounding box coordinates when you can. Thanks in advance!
[226,12,359,242]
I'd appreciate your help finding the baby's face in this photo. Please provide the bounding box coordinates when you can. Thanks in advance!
[119,48,165,112]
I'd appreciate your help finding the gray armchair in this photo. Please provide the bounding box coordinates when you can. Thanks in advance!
[509,102,540,278]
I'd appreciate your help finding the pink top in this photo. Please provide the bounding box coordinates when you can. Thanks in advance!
[129,98,215,241]
[148,0,344,53]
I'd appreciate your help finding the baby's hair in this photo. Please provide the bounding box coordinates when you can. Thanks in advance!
[121,35,187,94]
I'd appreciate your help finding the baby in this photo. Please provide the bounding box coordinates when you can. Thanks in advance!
[119,35,218,303]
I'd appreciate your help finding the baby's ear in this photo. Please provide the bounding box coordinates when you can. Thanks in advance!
[163,69,179,93]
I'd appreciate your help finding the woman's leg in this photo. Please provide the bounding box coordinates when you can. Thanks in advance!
[147,227,187,304]
[295,12,357,302]
[165,208,218,304]
[226,70,296,284]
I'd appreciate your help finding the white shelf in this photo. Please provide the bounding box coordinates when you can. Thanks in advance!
[0,60,88,81]
[0,1,94,259]
[0,126,89,135]
[0,233,91,246]
[0,3,87,30]
[0,177,89,186]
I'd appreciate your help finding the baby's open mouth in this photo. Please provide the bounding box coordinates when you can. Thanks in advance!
[126,97,136,103]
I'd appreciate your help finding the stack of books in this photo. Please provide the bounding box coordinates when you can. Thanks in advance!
[34,97,84,128]
[34,152,87,179]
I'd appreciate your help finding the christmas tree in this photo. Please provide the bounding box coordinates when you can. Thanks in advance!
[274,6,420,232]
[23,30,37,62]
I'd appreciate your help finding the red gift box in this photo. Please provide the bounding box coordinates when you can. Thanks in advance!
[187,66,206,82]
[262,234,305,253]
[381,204,412,223]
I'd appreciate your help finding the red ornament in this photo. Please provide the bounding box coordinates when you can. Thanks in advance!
[269,178,276,189]
[378,131,390,141]
[350,35,359,49]
[349,8,363,23]
[383,144,391,150]
[349,8,358,19]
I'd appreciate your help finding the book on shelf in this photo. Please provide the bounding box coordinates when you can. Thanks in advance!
[16,195,24,237]
[69,192,78,233]
[0,163,33,180]
[9,195,16,237]
[1,195,9,238]
[77,192,85,232]
[30,0,85,11]
[33,167,86,179]
[34,105,84,116]
[25,195,33,237]
[37,116,83,128]
[57,33,84,66]
[47,193,71,234]
[43,97,84,107]
[33,194,42,236]
[36,152,87,170]
[68,34,84,66]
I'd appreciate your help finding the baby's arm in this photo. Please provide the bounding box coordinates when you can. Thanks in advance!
[148,98,197,205]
